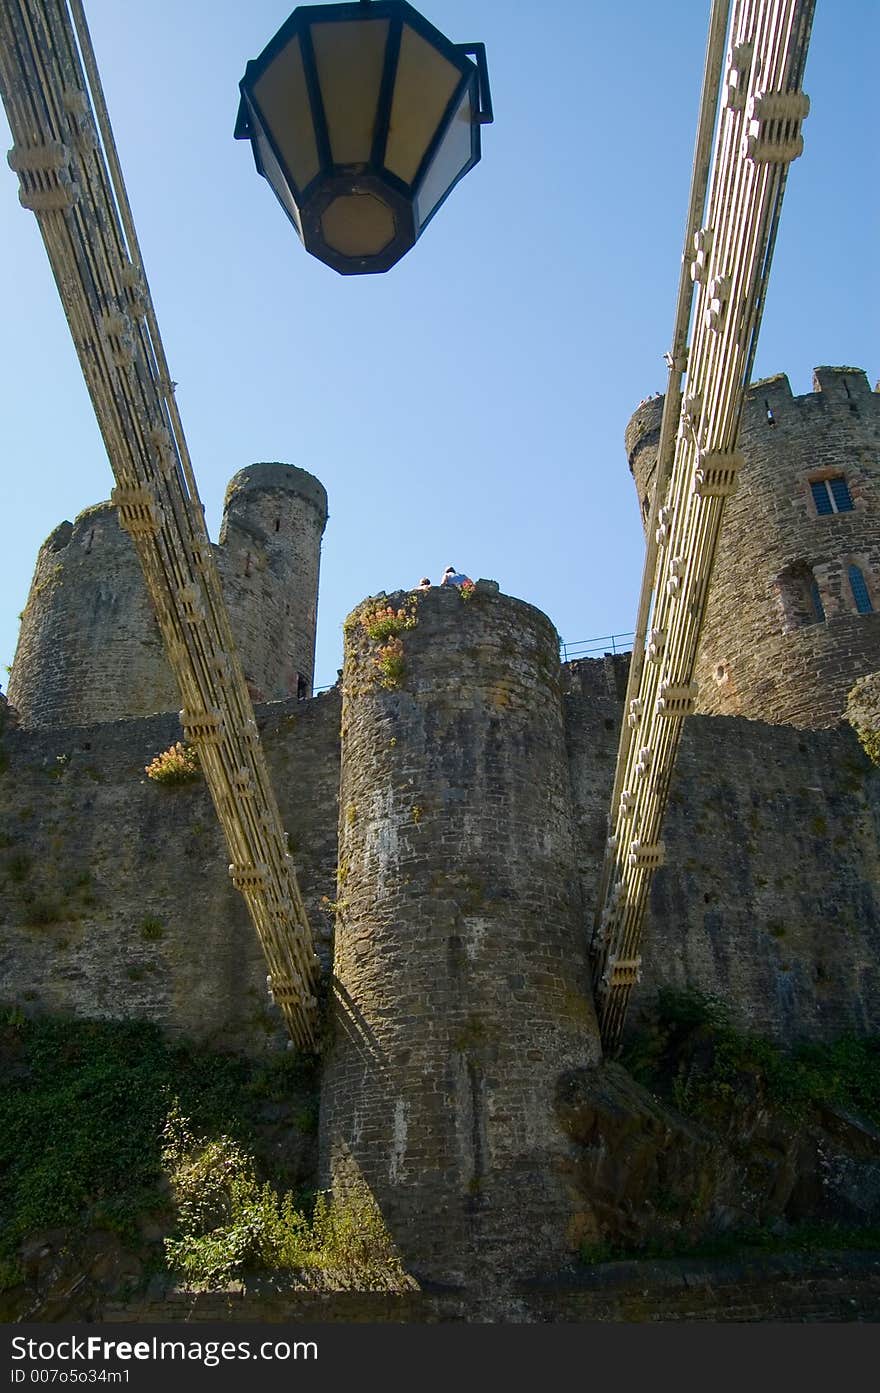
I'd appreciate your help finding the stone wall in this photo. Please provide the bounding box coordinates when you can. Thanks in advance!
[564,658,880,1042]
[626,368,880,728]
[0,690,340,1054]
[1,606,879,1294]
[847,670,880,766]
[98,1251,880,1322]
[7,463,328,729]
[3,633,879,1057]
[319,586,601,1287]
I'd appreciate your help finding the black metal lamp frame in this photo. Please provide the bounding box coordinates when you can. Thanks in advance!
[236,0,493,274]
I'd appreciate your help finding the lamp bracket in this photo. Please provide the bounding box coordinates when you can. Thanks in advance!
[457,42,493,124]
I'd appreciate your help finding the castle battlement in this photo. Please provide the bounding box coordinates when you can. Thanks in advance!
[625,365,880,728]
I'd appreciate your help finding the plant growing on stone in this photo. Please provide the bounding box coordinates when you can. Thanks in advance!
[343,599,418,694]
[374,637,405,689]
[355,601,417,642]
[845,674,880,767]
[162,1102,408,1290]
[145,741,200,785]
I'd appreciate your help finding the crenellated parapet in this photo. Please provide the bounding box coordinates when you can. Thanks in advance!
[626,366,880,728]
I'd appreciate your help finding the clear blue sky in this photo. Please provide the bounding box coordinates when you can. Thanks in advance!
[1,0,876,691]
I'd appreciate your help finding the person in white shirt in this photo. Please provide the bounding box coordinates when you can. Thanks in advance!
[440,566,472,589]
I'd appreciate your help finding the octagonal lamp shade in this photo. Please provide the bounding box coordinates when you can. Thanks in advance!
[235,0,492,274]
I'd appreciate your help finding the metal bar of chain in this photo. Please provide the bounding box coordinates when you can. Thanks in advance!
[591,0,815,1053]
[0,0,320,1048]
[592,0,731,930]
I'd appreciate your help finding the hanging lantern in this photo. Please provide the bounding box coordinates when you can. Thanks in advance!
[235,0,493,275]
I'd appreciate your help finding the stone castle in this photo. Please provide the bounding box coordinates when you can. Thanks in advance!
[1,364,878,1292]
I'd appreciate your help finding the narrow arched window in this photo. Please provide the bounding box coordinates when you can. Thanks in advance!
[776,561,824,629]
[848,565,874,614]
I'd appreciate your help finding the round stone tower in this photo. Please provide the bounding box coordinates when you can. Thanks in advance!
[626,367,880,728]
[319,584,602,1287]
[7,502,176,729]
[218,463,328,703]
[8,462,327,729]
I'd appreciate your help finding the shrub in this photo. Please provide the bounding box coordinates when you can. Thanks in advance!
[145,742,200,785]
[0,1014,319,1268]
[162,1104,406,1290]
[352,602,417,643]
[343,599,419,694]
[623,987,880,1126]
[374,637,405,689]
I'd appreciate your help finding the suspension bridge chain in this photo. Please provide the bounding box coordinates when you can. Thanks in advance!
[591,0,815,1053]
[0,0,320,1048]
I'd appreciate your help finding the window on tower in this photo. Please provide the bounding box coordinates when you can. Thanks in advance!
[810,476,853,515]
[775,561,825,630]
[848,565,874,615]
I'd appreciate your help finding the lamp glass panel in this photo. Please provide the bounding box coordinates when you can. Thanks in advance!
[254,126,304,239]
[253,33,320,192]
[320,192,397,257]
[415,83,473,228]
[384,24,461,185]
[311,19,389,165]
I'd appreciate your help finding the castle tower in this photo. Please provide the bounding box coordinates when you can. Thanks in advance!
[319,585,602,1286]
[626,367,880,728]
[218,463,328,703]
[7,462,327,729]
[7,503,177,729]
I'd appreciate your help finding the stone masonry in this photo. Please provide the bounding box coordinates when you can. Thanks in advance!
[3,648,876,1055]
[7,463,328,728]
[564,656,880,1043]
[627,367,880,727]
[1,603,878,1282]
[319,586,602,1286]
[0,690,340,1054]
[1,360,879,1290]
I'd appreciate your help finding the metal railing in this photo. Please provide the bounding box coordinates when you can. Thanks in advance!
[313,632,637,691]
[560,632,635,662]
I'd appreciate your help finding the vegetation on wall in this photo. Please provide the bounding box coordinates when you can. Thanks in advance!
[343,599,419,692]
[0,1013,324,1296]
[162,1104,407,1290]
[845,673,880,767]
[622,987,880,1127]
[145,741,200,785]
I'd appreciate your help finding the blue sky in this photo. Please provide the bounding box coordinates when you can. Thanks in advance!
[1,0,876,692]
